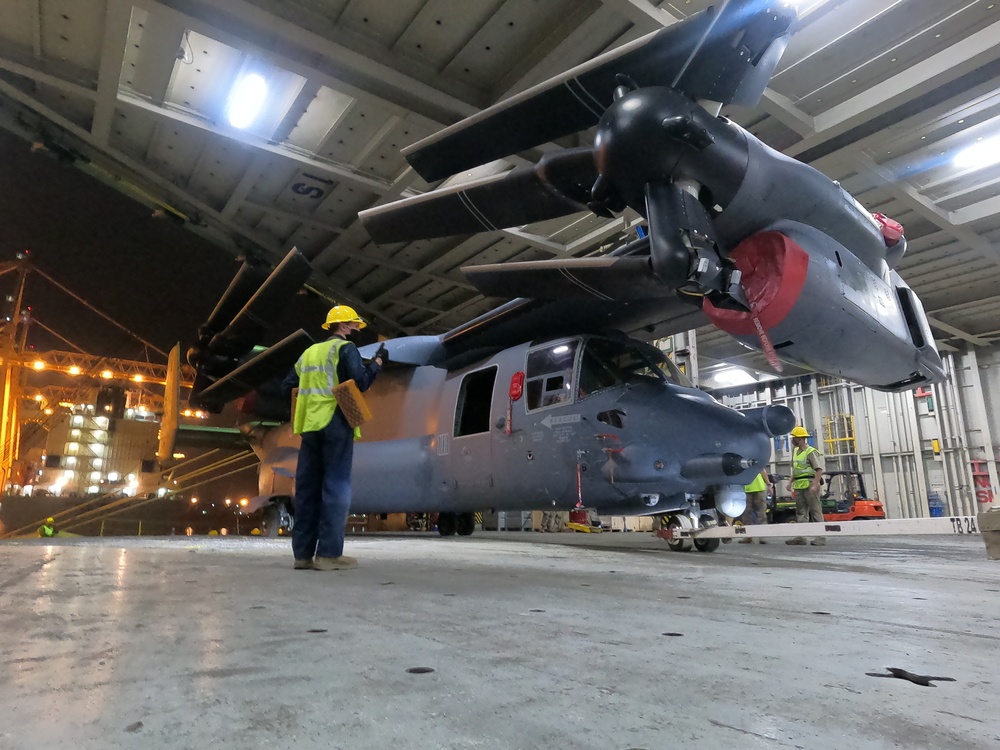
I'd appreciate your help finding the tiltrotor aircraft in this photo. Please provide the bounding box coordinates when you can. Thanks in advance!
[177,0,942,549]
[179,246,794,551]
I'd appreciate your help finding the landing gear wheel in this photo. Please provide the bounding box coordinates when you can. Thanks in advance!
[665,515,693,552]
[261,505,281,538]
[456,512,475,536]
[261,503,292,538]
[438,512,457,537]
[694,514,720,553]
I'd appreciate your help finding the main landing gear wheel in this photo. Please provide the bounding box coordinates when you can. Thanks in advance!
[261,505,282,538]
[693,515,720,553]
[665,515,693,552]
[456,512,475,536]
[437,512,457,537]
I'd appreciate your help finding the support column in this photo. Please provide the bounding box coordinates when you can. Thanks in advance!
[957,349,1000,510]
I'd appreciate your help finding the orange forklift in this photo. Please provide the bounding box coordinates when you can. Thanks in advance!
[769,471,885,523]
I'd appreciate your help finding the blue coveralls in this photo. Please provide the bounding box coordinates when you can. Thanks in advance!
[282,337,379,560]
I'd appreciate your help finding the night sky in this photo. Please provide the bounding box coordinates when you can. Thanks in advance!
[1,126,336,507]
[0,126,330,362]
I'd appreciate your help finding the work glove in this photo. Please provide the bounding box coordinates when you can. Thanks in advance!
[374,343,388,364]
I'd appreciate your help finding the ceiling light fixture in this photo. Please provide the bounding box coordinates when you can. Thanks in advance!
[226,73,268,129]
[953,135,1000,170]
[712,367,758,387]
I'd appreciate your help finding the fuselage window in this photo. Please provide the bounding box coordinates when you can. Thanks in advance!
[454,366,498,436]
[525,340,579,411]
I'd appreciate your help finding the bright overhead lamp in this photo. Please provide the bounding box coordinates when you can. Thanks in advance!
[226,73,268,129]
[713,367,757,387]
[953,135,1000,170]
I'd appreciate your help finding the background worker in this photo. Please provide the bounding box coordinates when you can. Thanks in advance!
[38,516,56,538]
[283,305,384,571]
[786,426,825,546]
[738,468,771,544]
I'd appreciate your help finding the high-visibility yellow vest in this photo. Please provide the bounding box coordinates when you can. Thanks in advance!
[39,524,55,537]
[745,472,767,493]
[293,338,350,435]
[792,446,819,489]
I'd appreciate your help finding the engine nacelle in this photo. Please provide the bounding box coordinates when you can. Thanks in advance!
[703,226,944,391]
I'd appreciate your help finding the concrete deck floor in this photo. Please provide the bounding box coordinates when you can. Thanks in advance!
[1,532,998,750]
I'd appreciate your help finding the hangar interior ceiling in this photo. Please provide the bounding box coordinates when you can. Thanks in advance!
[2,0,1000,377]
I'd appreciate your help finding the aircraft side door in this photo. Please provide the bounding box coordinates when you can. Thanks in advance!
[448,365,498,499]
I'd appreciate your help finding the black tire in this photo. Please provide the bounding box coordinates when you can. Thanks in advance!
[456,512,475,536]
[665,516,692,552]
[693,537,721,553]
[438,512,457,537]
[694,514,720,552]
[261,505,281,538]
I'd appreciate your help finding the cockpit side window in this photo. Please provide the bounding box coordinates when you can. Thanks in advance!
[578,338,678,398]
[525,340,579,411]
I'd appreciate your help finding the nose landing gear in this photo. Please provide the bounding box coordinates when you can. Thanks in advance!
[657,511,721,553]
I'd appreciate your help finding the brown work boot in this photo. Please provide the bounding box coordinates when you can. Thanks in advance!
[785,537,807,545]
[313,555,358,571]
[293,558,313,570]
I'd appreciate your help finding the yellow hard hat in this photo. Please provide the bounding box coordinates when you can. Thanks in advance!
[208,529,219,536]
[322,305,366,330]
[251,528,261,535]
[46,517,55,523]
[790,426,810,438]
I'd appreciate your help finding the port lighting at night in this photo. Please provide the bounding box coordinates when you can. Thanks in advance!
[226,73,268,129]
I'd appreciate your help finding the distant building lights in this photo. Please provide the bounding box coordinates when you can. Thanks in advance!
[33,394,43,402]
[43,408,54,415]
[239,498,249,507]
[953,135,1000,170]
[191,496,199,505]
[226,73,268,129]
[172,453,185,459]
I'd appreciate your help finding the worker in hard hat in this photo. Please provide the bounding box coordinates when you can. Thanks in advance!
[282,305,385,571]
[738,467,772,543]
[38,517,57,538]
[786,426,825,546]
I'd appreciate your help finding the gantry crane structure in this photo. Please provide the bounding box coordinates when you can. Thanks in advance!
[0,252,195,491]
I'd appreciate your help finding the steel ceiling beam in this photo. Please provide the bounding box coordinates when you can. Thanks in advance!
[787,17,1000,158]
[117,89,391,193]
[0,79,412,334]
[141,0,479,123]
[91,0,132,145]
[926,317,989,347]
[854,153,1000,268]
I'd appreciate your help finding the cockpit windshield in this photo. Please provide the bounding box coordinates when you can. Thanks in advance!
[579,337,687,397]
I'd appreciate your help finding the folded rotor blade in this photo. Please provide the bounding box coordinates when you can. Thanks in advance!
[193,329,314,409]
[463,256,675,302]
[208,247,313,359]
[199,260,271,341]
[405,0,796,181]
[360,148,596,243]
